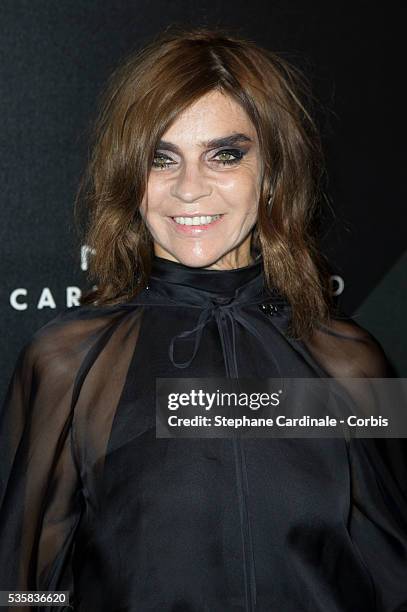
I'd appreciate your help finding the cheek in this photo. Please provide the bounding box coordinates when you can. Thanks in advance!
[148,175,169,196]
[139,181,163,218]
[218,162,260,189]
[217,172,260,210]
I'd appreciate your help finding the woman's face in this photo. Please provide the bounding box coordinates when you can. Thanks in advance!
[140,89,262,269]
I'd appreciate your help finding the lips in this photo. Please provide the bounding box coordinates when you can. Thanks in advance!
[169,214,223,218]
[168,213,225,233]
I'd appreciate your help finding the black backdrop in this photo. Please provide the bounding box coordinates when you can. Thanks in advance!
[1,0,406,403]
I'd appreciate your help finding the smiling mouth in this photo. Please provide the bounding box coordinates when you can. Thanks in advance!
[169,213,224,225]
[168,214,224,218]
[168,213,225,230]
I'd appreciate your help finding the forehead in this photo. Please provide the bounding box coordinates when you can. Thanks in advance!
[161,90,257,145]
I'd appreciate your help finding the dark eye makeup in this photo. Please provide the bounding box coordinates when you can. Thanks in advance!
[152,148,247,170]
[214,149,246,165]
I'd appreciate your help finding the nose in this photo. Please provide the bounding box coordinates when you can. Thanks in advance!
[170,160,212,203]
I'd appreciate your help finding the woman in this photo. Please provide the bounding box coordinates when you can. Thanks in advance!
[1,26,406,612]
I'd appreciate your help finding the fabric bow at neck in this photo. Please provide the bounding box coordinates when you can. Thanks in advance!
[168,291,281,378]
[142,255,285,379]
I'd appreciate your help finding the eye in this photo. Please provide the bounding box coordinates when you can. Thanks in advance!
[152,153,176,170]
[151,148,247,170]
[212,148,245,166]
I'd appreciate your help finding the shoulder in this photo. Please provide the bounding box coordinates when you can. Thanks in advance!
[304,314,392,377]
[22,302,141,381]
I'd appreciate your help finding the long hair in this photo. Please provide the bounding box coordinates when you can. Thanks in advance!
[74,24,336,340]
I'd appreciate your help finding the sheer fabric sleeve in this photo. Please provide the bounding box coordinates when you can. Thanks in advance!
[0,319,87,611]
[0,306,138,611]
[303,315,407,610]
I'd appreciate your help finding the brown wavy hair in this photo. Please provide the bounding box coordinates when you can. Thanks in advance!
[74,24,336,340]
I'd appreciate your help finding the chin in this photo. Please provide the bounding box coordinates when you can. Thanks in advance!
[166,249,225,269]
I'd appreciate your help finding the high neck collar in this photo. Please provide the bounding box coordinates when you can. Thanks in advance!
[149,253,264,297]
[127,252,287,376]
[139,252,287,376]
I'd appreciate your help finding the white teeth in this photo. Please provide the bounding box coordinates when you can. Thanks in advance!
[172,214,222,226]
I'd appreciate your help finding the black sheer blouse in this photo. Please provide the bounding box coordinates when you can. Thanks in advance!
[1,253,407,611]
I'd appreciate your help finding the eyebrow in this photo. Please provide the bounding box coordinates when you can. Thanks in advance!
[156,132,253,153]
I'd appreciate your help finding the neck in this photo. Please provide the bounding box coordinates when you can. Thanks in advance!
[153,241,257,271]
